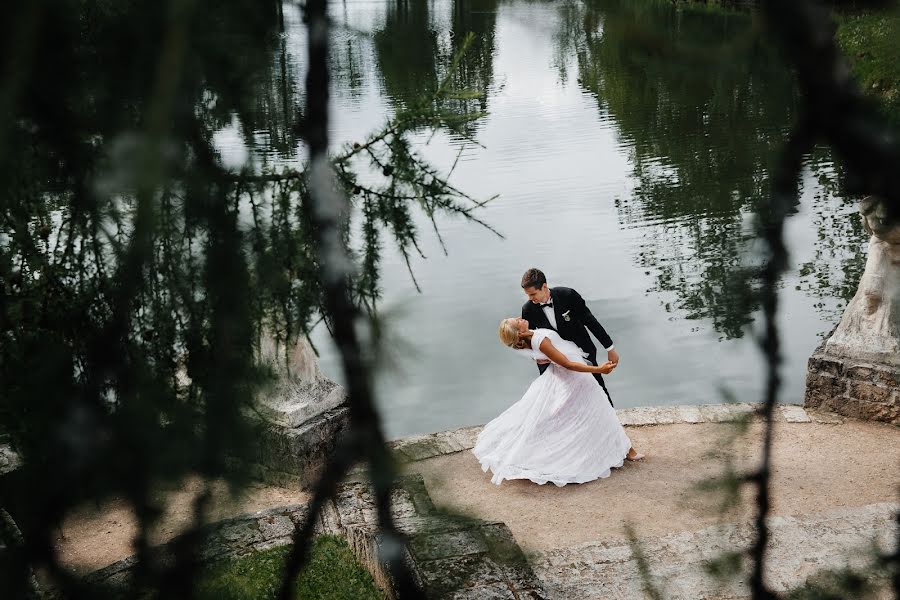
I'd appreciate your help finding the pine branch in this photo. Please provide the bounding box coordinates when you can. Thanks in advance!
[276,2,420,597]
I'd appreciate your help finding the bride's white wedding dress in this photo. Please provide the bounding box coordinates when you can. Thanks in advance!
[473,329,632,486]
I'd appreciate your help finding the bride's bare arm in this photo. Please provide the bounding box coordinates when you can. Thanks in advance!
[538,338,616,374]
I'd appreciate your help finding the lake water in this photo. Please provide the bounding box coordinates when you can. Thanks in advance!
[225,0,867,438]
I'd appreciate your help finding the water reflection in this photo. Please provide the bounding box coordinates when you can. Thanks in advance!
[448,0,498,132]
[373,0,498,136]
[375,0,442,108]
[568,0,800,338]
[799,152,869,321]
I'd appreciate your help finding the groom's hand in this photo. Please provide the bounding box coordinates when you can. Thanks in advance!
[607,348,620,366]
[536,358,551,365]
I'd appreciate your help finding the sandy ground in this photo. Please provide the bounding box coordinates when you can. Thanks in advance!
[55,477,305,573]
[55,419,899,575]
[407,420,900,553]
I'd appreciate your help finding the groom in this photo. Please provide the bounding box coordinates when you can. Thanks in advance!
[520,268,619,406]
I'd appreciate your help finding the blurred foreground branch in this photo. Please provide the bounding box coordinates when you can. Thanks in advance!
[741,1,900,597]
[276,1,419,597]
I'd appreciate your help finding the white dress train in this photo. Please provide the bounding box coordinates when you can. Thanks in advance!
[472,329,632,487]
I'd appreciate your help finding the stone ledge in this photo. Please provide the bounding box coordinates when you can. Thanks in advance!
[532,502,898,599]
[254,378,347,429]
[83,474,545,599]
[84,502,313,591]
[389,404,816,462]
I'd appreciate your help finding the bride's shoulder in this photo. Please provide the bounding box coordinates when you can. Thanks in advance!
[530,328,555,348]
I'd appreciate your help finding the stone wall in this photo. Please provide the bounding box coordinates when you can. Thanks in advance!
[84,475,545,599]
[805,336,900,425]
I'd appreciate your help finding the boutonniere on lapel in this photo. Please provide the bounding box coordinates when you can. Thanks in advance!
[562,310,572,322]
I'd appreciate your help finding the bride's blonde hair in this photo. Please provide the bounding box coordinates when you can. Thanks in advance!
[498,318,530,350]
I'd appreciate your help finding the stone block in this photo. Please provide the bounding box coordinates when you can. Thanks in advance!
[873,365,900,387]
[257,514,294,541]
[849,381,894,404]
[409,529,489,561]
[252,404,350,488]
[675,405,703,424]
[333,483,377,529]
[390,426,485,462]
[208,521,266,552]
[845,364,876,381]
[533,503,898,600]
[418,554,507,594]
[856,400,900,424]
[780,405,811,423]
[255,378,347,429]
[451,426,485,450]
[616,408,652,426]
[698,403,756,423]
[804,372,845,409]
[808,354,843,377]
[397,474,438,516]
[445,581,520,599]
[805,409,844,425]
[399,436,446,462]
[803,349,900,423]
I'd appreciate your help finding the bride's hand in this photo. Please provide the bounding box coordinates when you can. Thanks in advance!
[596,361,616,374]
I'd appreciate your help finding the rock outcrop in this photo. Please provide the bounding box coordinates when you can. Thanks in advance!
[805,196,900,424]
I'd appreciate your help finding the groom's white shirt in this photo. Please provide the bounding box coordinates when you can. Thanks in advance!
[541,303,557,330]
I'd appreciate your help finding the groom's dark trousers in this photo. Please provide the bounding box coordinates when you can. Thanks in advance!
[521,286,615,407]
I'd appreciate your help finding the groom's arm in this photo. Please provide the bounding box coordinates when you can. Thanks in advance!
[571,289,616,358]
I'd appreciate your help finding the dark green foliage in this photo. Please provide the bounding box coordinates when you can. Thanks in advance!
[836,7,900,125]
[0,1,490,596]
[196,536,384,600]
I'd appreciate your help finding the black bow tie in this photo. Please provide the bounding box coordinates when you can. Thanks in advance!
[540,302,553,308]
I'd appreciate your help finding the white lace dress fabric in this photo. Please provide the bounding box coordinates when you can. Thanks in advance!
[472,329,632,486]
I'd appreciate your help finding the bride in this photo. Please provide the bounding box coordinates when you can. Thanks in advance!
[473,318,643,486]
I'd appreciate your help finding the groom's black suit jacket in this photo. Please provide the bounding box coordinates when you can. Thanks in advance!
[521,286,614,406]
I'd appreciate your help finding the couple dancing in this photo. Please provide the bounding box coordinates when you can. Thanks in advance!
[473,268,643,487]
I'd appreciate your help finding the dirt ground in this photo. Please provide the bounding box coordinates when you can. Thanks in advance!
[407,420,900,553]
[55,418,899,574]
[55,478,305,573]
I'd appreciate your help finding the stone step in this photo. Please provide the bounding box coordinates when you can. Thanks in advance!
[83,474,547,599]
[531,502,898,600]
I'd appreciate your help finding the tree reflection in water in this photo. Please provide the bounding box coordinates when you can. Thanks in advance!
[565,0,866,338]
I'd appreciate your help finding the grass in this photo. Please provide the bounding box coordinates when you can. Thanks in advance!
[834,6,900,123]
[196,535,385,600]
